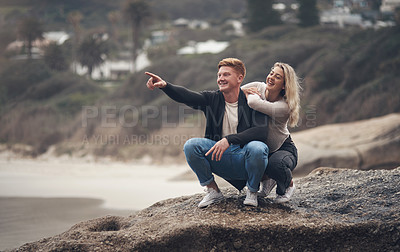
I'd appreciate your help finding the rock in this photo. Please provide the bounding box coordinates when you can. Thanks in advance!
[12,167,400,252]
[292,113,400,176]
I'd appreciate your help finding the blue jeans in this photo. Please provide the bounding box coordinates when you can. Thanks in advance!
[183,138,269,192]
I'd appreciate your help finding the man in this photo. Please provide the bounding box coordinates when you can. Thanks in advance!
[145,58,269,207]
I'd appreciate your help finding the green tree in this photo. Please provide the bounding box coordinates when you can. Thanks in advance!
[77,35,108,79]
[123,0,151,72]
[44,43,70,71]
[246,0,281,32]
[298,0,319,27]
[17,16,44,59]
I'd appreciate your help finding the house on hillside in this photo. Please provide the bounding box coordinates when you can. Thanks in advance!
[150,30,172,45]
[6,31,70,58]
[172,18,210,29]
[380,0,400,13]
[74,52,150,80]
[320,8,364,27]
[177,40,229,55]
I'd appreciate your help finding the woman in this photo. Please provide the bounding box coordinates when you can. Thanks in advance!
[241,62,301,203]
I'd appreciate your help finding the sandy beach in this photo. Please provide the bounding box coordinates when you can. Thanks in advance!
[0,157,201,250]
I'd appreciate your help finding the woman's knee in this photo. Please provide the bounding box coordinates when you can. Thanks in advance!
[267,152,296,176]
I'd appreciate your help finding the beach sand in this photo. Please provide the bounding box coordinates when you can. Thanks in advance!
[0,157,202,250]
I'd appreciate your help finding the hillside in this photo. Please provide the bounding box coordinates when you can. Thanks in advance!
[0,24,399,159]
[13,167,400,251]
[0,0,245,30]
[112,25,400,130]
[74,25,400,160]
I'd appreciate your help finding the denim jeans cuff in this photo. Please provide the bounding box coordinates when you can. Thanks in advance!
[246,182,258,193]
[200,177,215,187]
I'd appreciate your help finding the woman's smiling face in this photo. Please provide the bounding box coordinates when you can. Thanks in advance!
[266,66,285,93]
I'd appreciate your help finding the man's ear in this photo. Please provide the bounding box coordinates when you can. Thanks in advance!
[238,74,244,83]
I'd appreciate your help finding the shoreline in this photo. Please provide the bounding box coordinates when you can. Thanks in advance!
[0,196,133,251]
[0,157,202,251]
[0,157,201,210]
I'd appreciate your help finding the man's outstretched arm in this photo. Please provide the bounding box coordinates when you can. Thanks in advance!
[145,72,208,107]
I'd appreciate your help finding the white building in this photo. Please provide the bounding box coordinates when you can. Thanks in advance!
[75,52,151,80]
[6,31,70,53]
[177,40,229,55]
[380,0,400,13]
[320,8,363,27]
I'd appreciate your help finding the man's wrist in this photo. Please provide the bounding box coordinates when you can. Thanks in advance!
[224,136,232,145]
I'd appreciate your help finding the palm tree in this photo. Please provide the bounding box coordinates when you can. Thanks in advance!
[67,11,83,43]
[67,11,83,73]
[17,16,44,59]
[123,0,151,72]
[77,35,108,79]
[108,11,121,44]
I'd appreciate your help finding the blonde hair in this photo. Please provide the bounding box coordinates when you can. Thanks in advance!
[218,58,246,78]
[273,62,302,127]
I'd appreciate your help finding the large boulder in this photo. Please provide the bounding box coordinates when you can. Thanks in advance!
[292,113,400,176]
[14,167,400,251]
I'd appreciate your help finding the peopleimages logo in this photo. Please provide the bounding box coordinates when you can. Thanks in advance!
[304,104,317,128]
[81,105,203,128]
[81,134,201,146]
[81,104,318,129]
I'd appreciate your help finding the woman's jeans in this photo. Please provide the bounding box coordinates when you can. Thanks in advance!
[266,139,298,195]
[183,138,269,192]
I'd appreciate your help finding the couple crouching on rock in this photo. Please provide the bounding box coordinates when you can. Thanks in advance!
[145,58,301,208]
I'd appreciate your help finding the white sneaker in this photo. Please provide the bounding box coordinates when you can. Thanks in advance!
[274,183,296,203]
[257,178,276,197]
[198,187,224,208]
[243,189,258,207]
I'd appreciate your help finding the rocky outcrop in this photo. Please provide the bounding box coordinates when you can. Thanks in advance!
[292,113,400,176]
[14,167,400,251]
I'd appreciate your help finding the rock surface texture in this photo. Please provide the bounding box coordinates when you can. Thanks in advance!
[14,167,400,252]
[292,113,400,176]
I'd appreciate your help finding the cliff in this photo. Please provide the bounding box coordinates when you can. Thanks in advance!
[14,167,400,251]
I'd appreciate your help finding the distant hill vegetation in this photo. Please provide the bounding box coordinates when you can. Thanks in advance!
[0,0,246,30]
[0,23,399,158]
[119,25,400,131]
[74,25,400,160]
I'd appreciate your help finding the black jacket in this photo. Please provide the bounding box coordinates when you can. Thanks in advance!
[161,82,269,191]
[162,83,269,147]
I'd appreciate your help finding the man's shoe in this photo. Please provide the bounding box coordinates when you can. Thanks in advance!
[198,187,224,208]
[243,189,258,207]
[274,183,296,203]
[257,178,276,197]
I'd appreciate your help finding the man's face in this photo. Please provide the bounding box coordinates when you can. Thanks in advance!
[217,66,243,93]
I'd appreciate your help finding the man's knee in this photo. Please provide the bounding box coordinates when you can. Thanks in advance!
[183,138,212,156]
[245,141,269,157]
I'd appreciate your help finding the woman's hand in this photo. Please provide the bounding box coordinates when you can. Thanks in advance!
[242,87,261,99]
[145,72,167,90]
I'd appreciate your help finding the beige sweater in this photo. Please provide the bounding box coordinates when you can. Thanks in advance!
[242,81,290,153]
